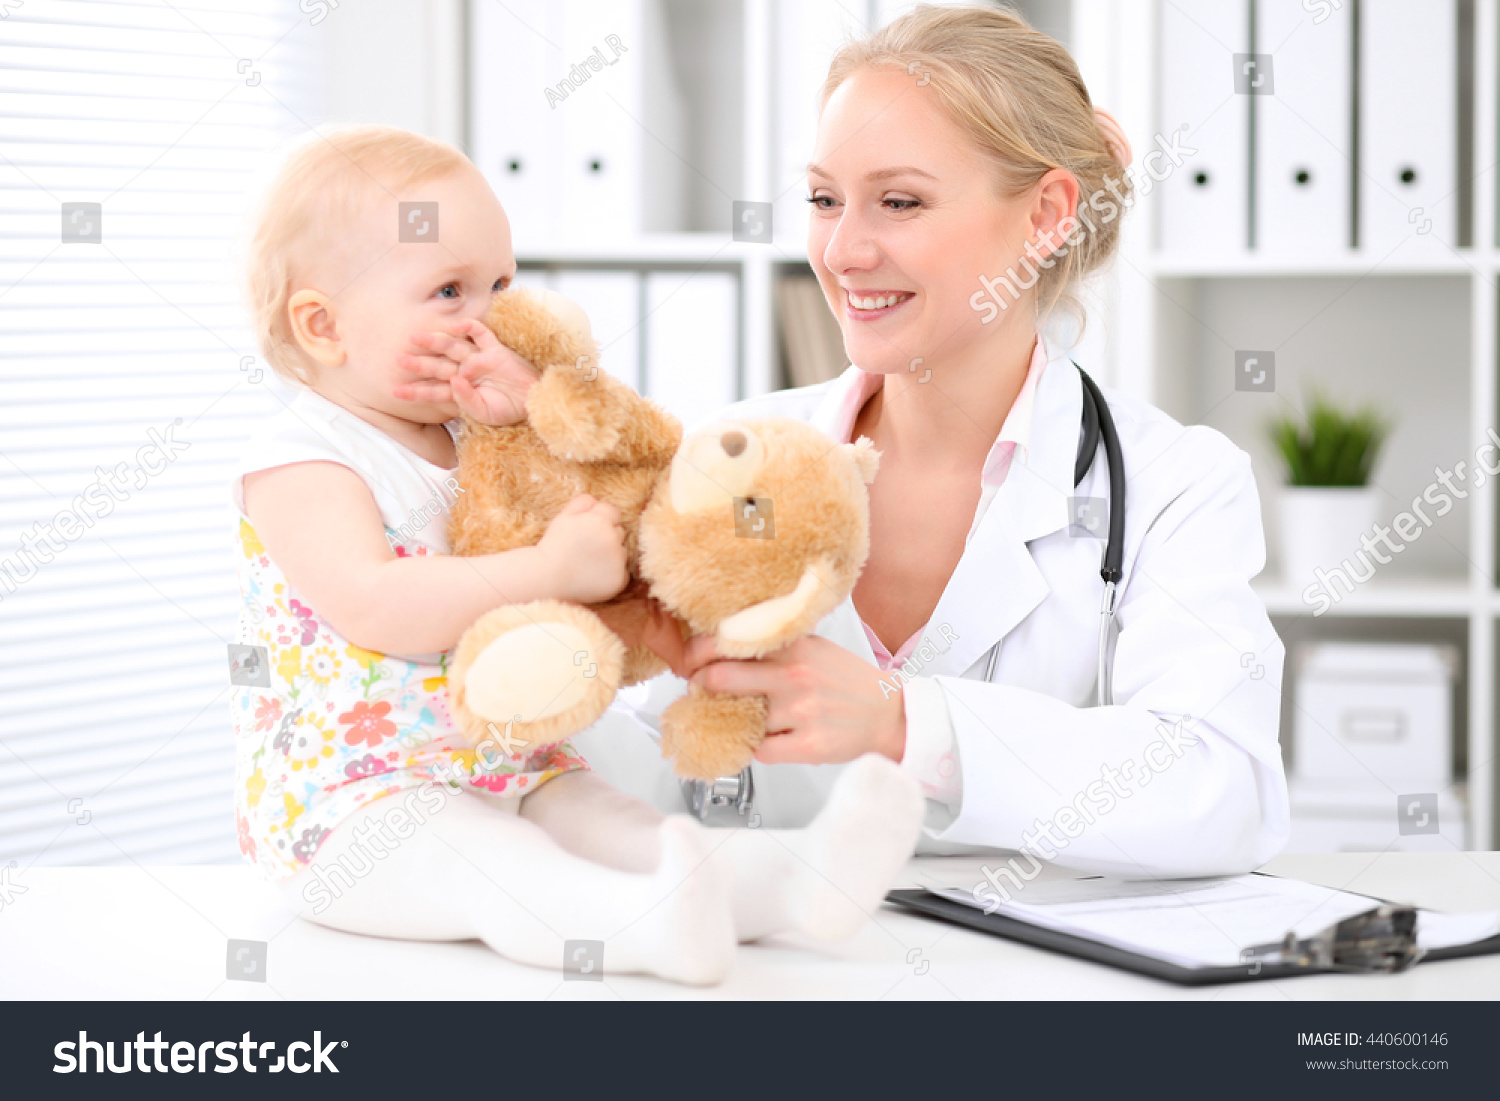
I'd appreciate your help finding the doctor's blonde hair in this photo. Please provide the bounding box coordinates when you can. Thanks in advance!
[242,125,473,385]
[821,3,1131,328]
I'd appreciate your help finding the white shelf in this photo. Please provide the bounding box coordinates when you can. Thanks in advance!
[1148,251,1484,278]
[1083,0,1497,849]
[1254,577,1476,618]
[515,233,799,265]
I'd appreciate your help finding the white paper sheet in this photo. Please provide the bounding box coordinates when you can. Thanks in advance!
[1416,909,1500,951]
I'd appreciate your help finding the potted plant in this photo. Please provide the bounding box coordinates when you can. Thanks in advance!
[1267,388,1391,588]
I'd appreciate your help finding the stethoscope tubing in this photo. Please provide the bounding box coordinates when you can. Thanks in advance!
[983,364,1123,707]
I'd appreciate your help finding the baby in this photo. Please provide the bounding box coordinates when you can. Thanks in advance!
[230,124,924,984]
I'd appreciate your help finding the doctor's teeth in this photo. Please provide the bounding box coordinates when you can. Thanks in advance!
[850,294,908,310]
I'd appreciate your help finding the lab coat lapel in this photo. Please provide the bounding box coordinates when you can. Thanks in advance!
[806,368,883,663]
[920,349,1083,679]
[807,365,867,438]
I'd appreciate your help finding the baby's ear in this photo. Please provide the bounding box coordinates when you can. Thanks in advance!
[845,436,880,485]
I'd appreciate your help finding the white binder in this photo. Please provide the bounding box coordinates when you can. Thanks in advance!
[1358,0,1457,252]
[1157,0,1250,255]
[644,270,738,429]
[1256,0,1352,253]
[469,0,564,249]
[471,0,686,246]
[558,0,685,241]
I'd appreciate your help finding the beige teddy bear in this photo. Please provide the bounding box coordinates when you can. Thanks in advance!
[445,288,878,780]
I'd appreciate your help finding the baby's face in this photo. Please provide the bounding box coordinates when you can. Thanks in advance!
[314,166,517,423]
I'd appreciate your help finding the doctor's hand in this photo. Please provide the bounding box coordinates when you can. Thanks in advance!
[683,634,907,766]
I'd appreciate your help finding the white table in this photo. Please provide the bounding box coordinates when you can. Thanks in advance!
[3,852,1497,999]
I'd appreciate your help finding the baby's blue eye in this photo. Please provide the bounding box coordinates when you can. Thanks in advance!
[436,284,459,299]
[491,277,508,293]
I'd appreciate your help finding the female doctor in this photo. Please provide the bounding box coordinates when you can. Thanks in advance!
[588,4,1290,879]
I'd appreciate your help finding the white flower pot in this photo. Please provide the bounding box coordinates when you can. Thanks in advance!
[1278,486,1380,590]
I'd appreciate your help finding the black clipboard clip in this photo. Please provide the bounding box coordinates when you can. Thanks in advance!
[1239,904,1425,975]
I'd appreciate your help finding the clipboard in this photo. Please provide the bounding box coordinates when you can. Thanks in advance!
[885,884,1500,986]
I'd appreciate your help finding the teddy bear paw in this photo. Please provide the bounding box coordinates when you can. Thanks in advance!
[660,687,768,781]
[451,602,625,750]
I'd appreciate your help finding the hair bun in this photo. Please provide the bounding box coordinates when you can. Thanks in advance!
[1094,107,1132,168]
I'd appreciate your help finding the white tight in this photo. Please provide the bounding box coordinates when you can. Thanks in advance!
[278,755,923,985]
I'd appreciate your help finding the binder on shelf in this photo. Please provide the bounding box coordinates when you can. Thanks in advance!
[643,270,739,429]
[1255,0,1352,253]
[775,274,848,389]
[1358,0,1457,252]
[888,871,1500,985]
[1157,0,1250,255]
[558,0,685,240]
[471,0,687,247]
[469,0,564,246]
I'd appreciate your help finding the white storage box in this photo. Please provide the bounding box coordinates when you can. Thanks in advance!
[1287,781,1467,853]
[1292,643,1456,790]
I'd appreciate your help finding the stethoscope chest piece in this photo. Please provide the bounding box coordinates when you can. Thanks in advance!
[683,766,755,823]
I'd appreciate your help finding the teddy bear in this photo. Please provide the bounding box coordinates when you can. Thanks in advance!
[445,287,879,780]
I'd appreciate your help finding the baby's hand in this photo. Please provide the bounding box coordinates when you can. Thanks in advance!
[537,494,628,603]
[395,319,539,426]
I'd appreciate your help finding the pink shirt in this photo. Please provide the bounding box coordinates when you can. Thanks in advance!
[830,338,1049,672]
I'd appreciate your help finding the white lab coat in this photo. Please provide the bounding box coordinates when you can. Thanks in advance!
[574,344,1290,879]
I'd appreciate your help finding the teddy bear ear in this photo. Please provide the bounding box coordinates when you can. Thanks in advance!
[846,436,881,485]
[532,288,594,343]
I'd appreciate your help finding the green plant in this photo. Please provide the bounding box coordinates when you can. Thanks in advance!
[1267,387,1390,487]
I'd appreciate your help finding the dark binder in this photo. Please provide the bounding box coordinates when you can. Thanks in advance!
[885,885,1500,986]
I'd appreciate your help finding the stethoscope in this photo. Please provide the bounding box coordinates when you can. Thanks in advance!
[683,362,1125,823]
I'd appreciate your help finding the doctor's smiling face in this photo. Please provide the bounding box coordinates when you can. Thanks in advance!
[807,65,1079,379]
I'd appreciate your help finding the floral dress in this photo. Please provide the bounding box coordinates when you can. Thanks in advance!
[229,388,587,881]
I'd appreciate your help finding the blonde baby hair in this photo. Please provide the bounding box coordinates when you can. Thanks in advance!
[243,124,474,384]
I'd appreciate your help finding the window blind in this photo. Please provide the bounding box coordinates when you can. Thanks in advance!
[0,0,325,867]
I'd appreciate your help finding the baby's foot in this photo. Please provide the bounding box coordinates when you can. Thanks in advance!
[787,753,925,941]
[608,815,736,985]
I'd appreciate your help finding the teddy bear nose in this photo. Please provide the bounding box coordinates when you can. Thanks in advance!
[720,430,747,457]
